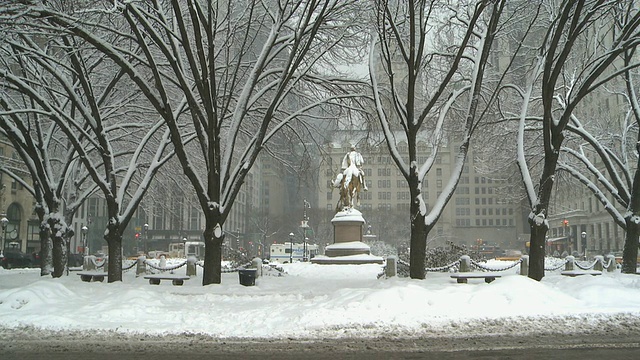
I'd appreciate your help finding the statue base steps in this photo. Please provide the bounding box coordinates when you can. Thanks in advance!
[313,208,383,265]
[311,241,384,265]
[310,254,384,265]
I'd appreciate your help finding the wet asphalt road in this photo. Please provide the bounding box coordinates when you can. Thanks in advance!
[2,331,640,359]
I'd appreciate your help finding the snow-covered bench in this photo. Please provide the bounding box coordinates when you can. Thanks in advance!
[144,274,190,286]
[450,272,502,284]
[77,271,106,282]
[560,270,602,277]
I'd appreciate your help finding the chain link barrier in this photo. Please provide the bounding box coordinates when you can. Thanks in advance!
[144,259,187,272]
[122,260,136,271]
[470,258,522,272]
[84,258,280,276]
[603,257,614,270]
[426,260,462,272]
[396,255,613,276]
[544,258,568,271]
[575,259,599,270]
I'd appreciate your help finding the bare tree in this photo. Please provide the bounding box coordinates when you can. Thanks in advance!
[0,102,94,277]
[369,0,511,278]
[0,13,175,282]
[557,40,640,273]
[512,0,640,280]
[0,29,99,277]
[17,1,368,285]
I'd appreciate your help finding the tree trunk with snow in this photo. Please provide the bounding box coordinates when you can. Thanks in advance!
[621,52,640,274]
[622,160,640,274]
[622,215,640,274]
[105,220,123,283]
[202,219,224,285]
[409,171,428,279]
[49,218,67,278]
[38,220,53,276]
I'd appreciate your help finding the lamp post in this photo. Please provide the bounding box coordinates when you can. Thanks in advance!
[235,228,240,252]
[581,231,587,260]
[143,223,149,255]
[1,216,8,256]
[289,232,294,263]
[302,199,310,261]
[81,225,88,256]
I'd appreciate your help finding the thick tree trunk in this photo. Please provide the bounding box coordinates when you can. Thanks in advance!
[528,152,557,281]
[528,218,547,281]
[622,217,639,274]
[409,170,427,279]
[202,221,223,285]
[51,235,65,278]
[409,212,427,279]
[622,165,640,274]
[39,223,53,276]
[49,217,67,278]
[105,225,123,283]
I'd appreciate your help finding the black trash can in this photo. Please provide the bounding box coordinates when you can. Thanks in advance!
[238,269,257,286]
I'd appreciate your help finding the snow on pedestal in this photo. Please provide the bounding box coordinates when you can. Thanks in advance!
[311,208,383,265]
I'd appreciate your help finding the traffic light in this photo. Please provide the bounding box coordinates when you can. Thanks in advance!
[135,232,140,239]
[563,219,569,227]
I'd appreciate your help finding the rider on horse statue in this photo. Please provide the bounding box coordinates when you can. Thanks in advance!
[333,145,368,211]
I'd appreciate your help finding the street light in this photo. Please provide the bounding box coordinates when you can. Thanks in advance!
[1,216,8,256]
[581,231,587,260]
[143,223,149,254]
[81,225,88,256]
[302,199,310,261]
[289,232,294,263]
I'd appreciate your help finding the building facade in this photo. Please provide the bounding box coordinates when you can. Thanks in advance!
[316,132,525,253]
[0,133,40,255]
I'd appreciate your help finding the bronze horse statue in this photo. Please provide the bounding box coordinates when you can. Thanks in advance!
[335,166,362,212]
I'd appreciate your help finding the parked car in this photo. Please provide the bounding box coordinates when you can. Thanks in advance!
[25,252,83,268]
[0,250,33,269]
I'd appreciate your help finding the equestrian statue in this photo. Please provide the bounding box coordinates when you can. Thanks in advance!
[333,145,368,212]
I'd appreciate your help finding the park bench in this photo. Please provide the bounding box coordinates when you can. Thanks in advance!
[450,272,502,284]
[560,270,602,277]
[77,271,106,282]
[144,274,190,286]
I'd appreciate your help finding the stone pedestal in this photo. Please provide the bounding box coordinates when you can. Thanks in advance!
[311,208,383,265]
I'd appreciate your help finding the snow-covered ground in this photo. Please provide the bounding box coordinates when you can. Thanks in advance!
[1,259,640,339]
